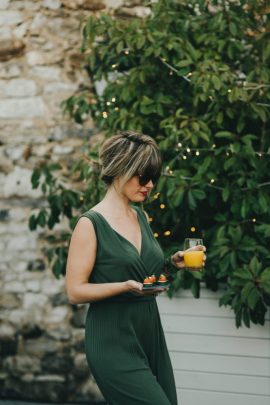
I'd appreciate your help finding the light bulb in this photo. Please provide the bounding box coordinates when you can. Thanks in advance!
[164,230,171,236]
[154,232,159,238]
[160,204,166,209]
[196,151,200,156]
[191,226,196,232]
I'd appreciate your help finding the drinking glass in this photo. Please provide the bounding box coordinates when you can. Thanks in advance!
[183,238,204,271]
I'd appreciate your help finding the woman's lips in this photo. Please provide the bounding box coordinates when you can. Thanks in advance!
[140,191,148,197]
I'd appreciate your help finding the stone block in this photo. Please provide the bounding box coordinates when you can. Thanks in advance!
[26,51,46,66]
[116,5,151,18]
[0,293,21,309]
[0,63,21,79]
[53,145,74,155]
[45,306,70,324]
[44,82,77,94]
[73,353,89,377]
[30,13,47,31]
[23,292,48,309]
[3,355,41,376]
[42,352,73,372]
[12,261,28,273]
[0,11,23,26]
[25,280,40,292]
[6,234,37,252]
[4,281,25,293]
[0,322,15,339]
[42,0,62,9]
[3,166,42,198]
[12,1,40,10]
[41,277,65,295]
[4,145,25,161]
[0,39,25,62]
[46,325,71,341]
[8,207,28,222]
[0,97,46,119]
[4,79,37,97]
[14,21,29,38]
[62,0,105,9]
[0,26,11,40]
[0,0,10,10]
[31,66,61,80]
[24,336,61,356]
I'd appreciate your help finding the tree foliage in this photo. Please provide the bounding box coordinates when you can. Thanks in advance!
[30,0,270,327]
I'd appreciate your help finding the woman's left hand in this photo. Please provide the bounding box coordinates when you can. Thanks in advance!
[171,245,207,269]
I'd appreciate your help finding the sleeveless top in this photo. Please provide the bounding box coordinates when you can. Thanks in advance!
[80,205,165,302]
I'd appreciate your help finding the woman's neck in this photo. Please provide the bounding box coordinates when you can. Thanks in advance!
[100,185,132,217]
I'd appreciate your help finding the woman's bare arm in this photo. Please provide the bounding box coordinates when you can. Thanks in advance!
[65,217,143,304]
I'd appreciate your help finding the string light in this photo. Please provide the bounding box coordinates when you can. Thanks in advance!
[210,179,215,183]
[102,112,108,118]
[164,230,171,236]
[183,155,187,160]
[160,204,166,209]
[106,101,111,106]
[186,147,191,153]
[149,217,153,222]
[196,151,200,156]
[252,218,256,222]
[228,89,232,93]
[154,193,160,199]
[178,142,182,147]
[80,196,84,202]
[111,64,117,69]
[169,71,173,75]
[112,97,116,102]
[212,144,216,148]
[154,232,159,238]
[191,226,196,232]
[114,107,119,111]
[124,50,129,55]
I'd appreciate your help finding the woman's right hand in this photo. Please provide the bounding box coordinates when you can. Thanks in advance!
[125,280,165,296]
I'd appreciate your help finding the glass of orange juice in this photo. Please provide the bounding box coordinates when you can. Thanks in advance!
[183,238,204,271]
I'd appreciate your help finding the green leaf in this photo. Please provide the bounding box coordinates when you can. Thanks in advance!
[215,131,234,139]
[247,287,260,310]
[187,190,197,209]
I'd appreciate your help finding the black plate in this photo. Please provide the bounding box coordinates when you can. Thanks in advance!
[142,282,170,291]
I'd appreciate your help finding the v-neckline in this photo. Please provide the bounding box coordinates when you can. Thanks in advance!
[91,208,143,257]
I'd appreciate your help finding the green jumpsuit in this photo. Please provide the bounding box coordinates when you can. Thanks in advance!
[82,206,178,405]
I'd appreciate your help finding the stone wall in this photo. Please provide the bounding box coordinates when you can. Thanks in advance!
[0,0,149,402]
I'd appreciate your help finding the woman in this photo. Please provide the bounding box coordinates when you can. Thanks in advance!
[66,131,206,405]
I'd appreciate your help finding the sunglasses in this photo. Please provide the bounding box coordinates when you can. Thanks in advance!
[138,174,160,186]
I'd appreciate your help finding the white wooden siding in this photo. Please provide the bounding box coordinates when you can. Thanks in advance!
[157,288,270,405]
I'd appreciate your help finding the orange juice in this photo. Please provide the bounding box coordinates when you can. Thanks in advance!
[183,250,204,270]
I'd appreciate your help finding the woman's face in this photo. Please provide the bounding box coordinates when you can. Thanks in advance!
[115,175,154,202]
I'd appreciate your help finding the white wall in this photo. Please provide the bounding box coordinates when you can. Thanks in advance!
[157,288,270,405]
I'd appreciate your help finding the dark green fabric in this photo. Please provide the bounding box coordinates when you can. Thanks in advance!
[82,206,178,405]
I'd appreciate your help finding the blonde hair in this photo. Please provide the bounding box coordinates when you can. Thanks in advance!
[99,131,162,185]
